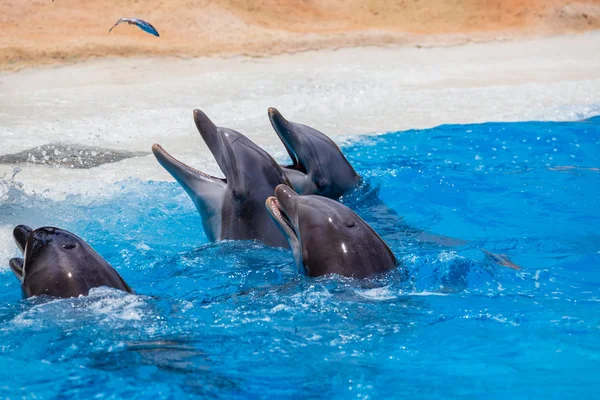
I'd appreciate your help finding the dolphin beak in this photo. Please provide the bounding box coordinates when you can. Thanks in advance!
[153,143,199,179]
[9,258,24,281]
[152,143,223,189]
[193,109,218,137]
[268,107,303,170]
[192,109,235,178]
[193,109,222,156]
[266,196,296,242]
[13,225,32,253]
[266,184,299,241]
[274,184,299,217]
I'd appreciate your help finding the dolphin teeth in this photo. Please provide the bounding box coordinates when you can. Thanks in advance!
[269,198,295,235]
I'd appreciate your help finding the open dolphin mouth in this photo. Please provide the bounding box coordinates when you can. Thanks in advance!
[151,144,224,182]
[268,108,307,174]
[265,197,297,240]
[10,224,33,281]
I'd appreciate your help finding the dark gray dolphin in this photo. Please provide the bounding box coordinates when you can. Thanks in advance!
[152,109,291,248]
[266,185,397,278]
[9,225,133,298]
[268,107,360,199]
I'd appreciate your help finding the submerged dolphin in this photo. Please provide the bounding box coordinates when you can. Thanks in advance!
[9,225,133,298]
[266,185,397,278]
[268,108,360,199]
[153,109,291,248]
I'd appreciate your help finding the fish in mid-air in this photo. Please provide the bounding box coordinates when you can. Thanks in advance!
[108,18,160,37]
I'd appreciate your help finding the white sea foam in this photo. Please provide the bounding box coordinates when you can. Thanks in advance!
[0,33,599,202]
[407,291,449,296]
[353,286,397,301]
[7,287,149,329]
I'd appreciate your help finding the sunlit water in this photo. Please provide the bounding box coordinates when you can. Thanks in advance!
[1,117,599,398]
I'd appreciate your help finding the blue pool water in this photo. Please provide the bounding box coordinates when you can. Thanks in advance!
[1,117,599,398]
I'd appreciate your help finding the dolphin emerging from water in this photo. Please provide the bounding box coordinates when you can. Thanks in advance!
[268,107,361,199]
[153,109,292,248]
[266,185,397,278]
[266,108,523,270]
[9,225,133,298]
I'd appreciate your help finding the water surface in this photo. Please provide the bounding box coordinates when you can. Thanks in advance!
[1,117,599,398]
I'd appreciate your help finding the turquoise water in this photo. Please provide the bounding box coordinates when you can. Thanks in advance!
[1,117,599,398]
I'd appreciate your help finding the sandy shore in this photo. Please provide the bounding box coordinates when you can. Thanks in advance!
[1,0,600,71]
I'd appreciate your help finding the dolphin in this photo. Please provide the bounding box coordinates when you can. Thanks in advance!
[152,109,291,248]
[266,185,397,278]
[268,107,361,199]
[9,225,133,298]
[267,109,520,269]
[268,108,471,248]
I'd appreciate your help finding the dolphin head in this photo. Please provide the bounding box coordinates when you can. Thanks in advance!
[152,110,233,241]
[193,109,289,196]
[9,225,132,298]
[268,107,360,199]
[16,226,87,276]
[154,109,291,247]
[266,185,397,278]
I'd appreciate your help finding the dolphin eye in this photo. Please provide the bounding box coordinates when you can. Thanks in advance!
[62,243,76,250]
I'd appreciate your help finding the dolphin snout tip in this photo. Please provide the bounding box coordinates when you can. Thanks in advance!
[268,107,286,122]
[274,184,288,193]
[151,143,166,156]
[265,196,277,208]
[13,225,32,238]
[193,109,208,121]
[14,224,31,233]
[274,184,297,200]
[13,224,32,252]
[192,109,218,136]
[151,144,175,164]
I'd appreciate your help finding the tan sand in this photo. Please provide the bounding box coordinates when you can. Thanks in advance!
[1,0,600,71]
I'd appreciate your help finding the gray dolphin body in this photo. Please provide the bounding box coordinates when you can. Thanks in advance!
[268,108,360,199]
[153,109,291,248]
[267,109,518,269]
[268,108,468,249]
[9,225,133,298]
[266,185,397,278]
